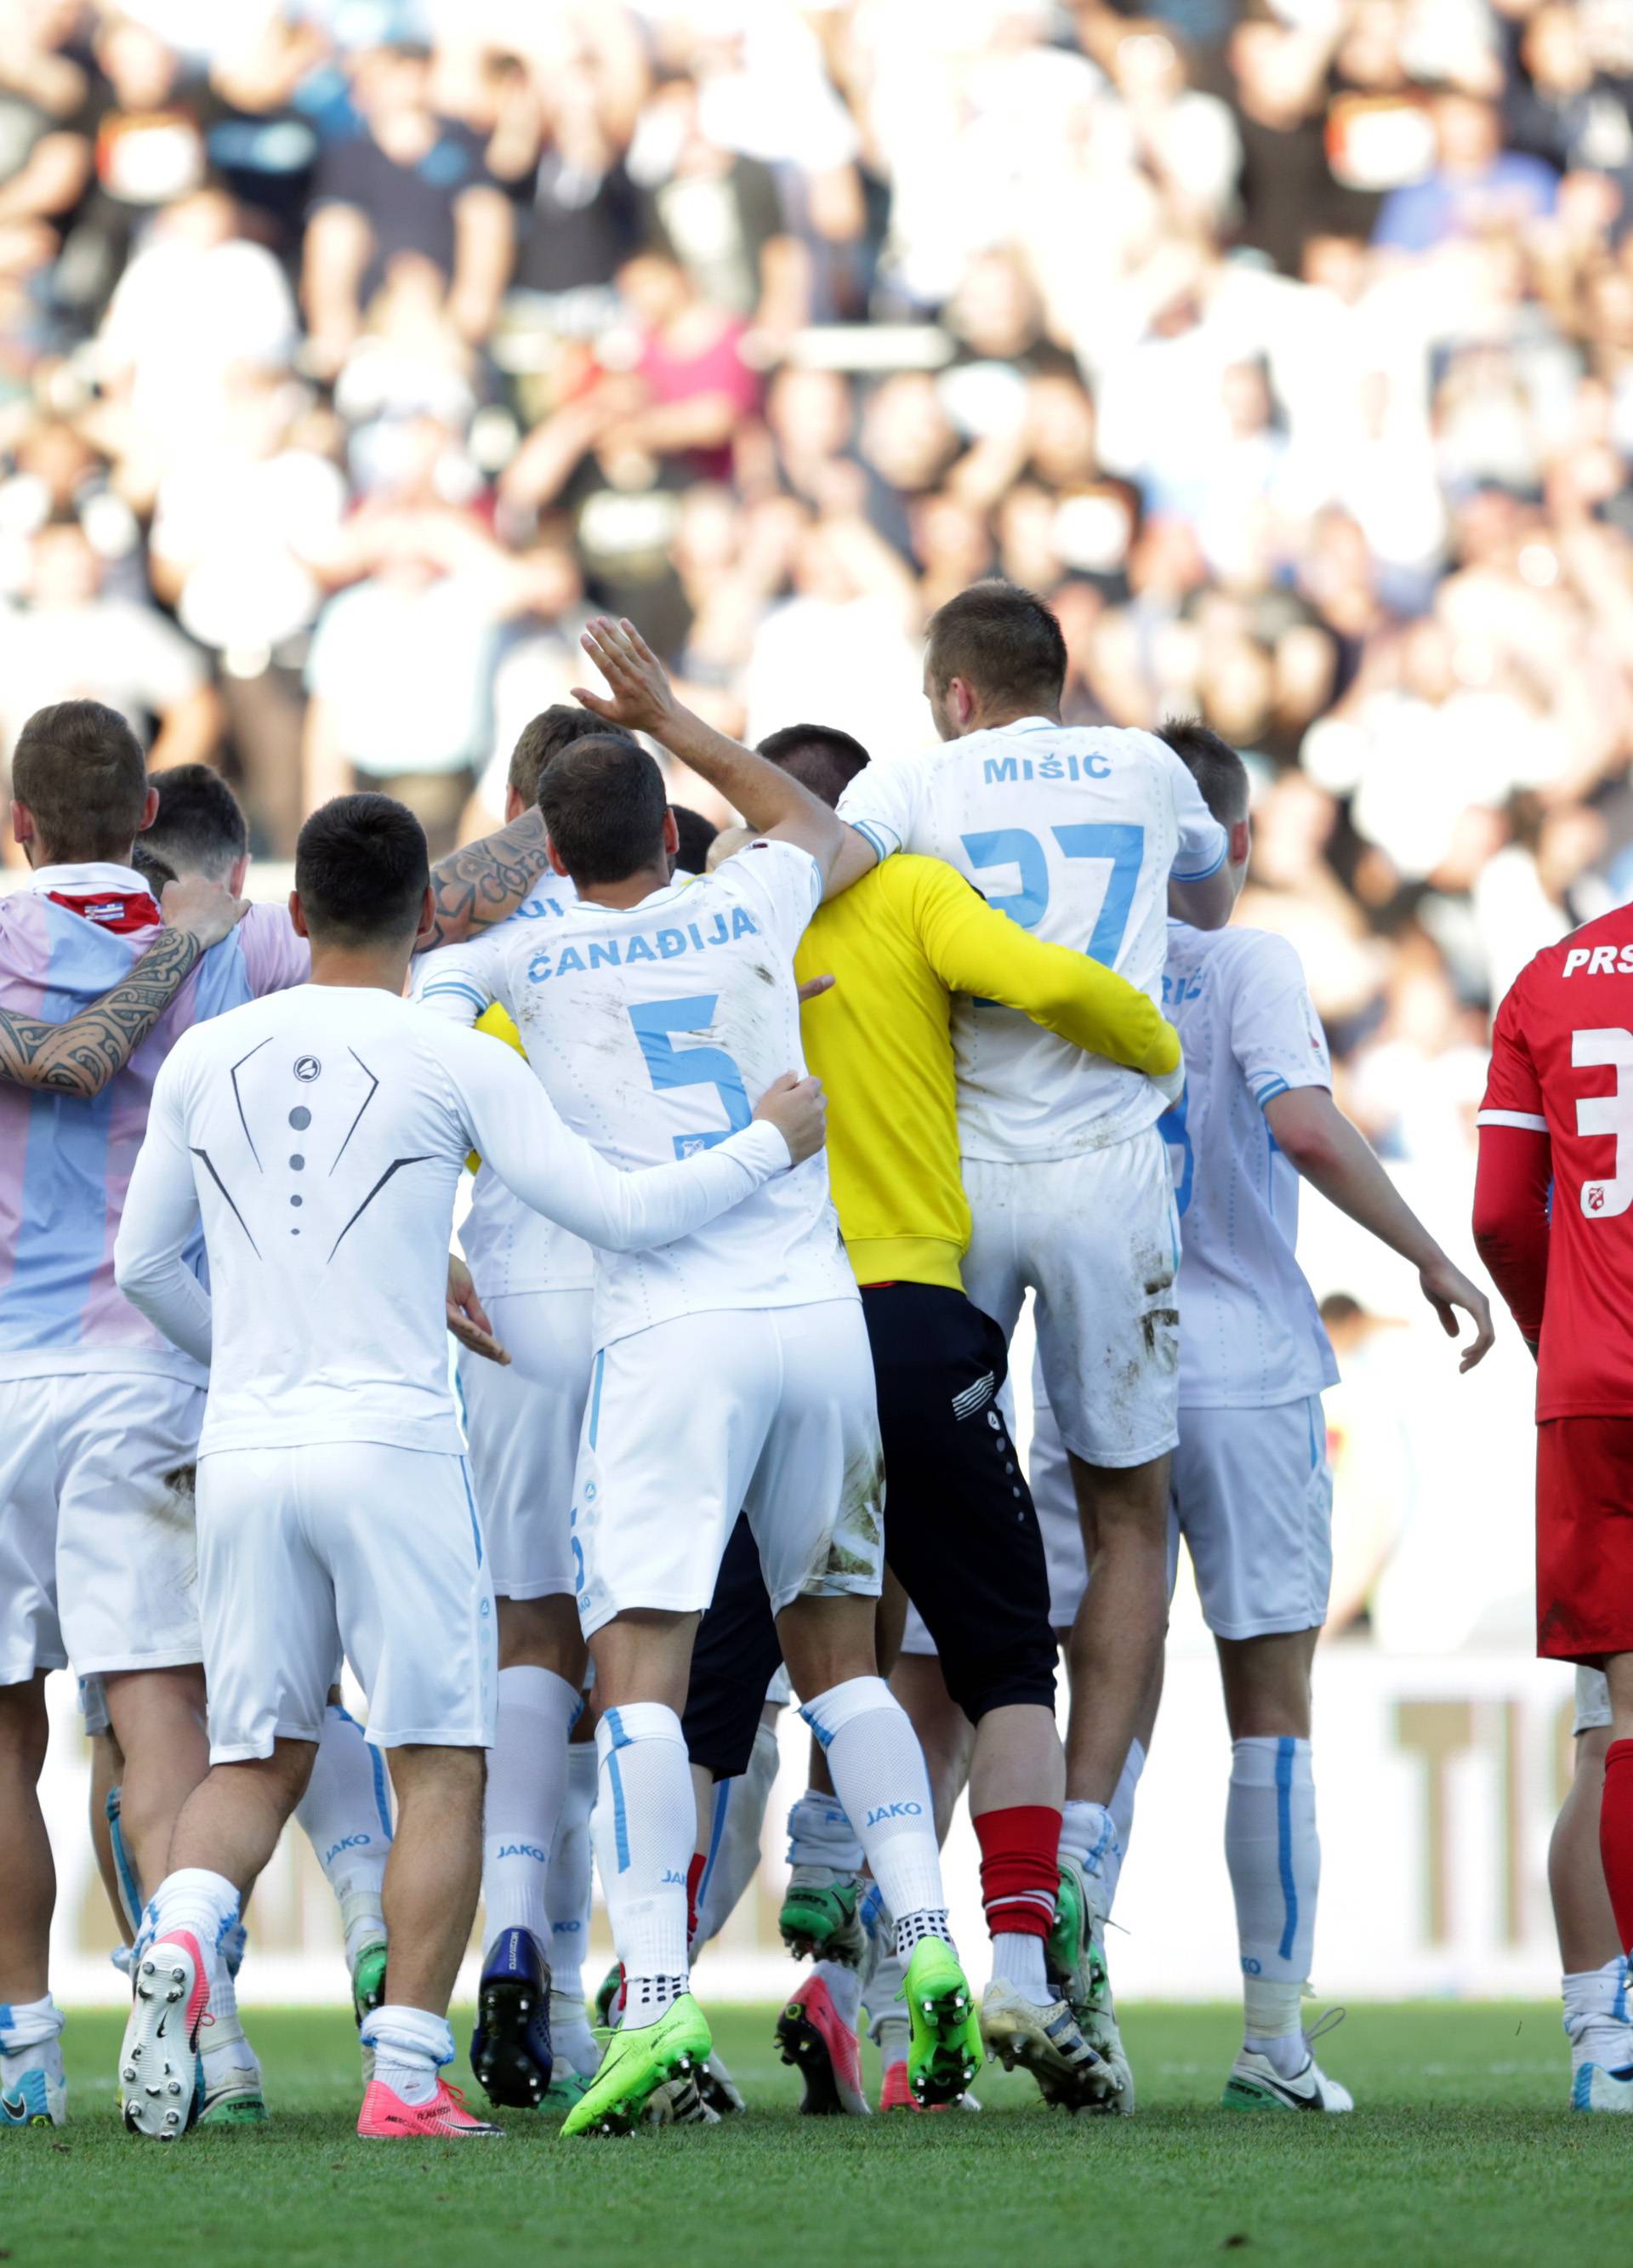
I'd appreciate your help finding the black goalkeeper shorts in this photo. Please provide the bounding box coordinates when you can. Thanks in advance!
[862,1280,1056,1724]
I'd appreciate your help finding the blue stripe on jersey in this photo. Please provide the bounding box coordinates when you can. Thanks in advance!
[850,818,891,863]
[1255,1076,1289,1107]
[421,979,491,1014]
[1307,1397,1321,1471]
[1173,843,1227,883]
[1275,1736,1298,1963]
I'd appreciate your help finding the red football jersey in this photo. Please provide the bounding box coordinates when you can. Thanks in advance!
[1477,903,1633,1419]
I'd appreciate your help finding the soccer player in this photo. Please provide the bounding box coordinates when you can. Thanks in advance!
[0,696,634,2131]
[1158,722,1489,2111]
[430,716,987,2136]
[828,583,1236,1993]
[669,715,1181,2114]
[111,792,822,2141]
[416,704,647,2112]
[1545,1670,1633,2107]
[1473,886,1633,2111]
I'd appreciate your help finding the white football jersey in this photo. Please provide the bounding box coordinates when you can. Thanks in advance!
[839,720,1227,1160]
[414,877,595,1298]
[465,838,856,1339]
[1159,922,1339,1409]
[112,983,793,1456]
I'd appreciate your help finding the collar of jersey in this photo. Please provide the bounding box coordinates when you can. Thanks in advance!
[25,859,148,896]
[565,870,696,918]
[987,716,1061,738]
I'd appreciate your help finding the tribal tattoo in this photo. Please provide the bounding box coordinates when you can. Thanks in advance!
[418,808,553,954]
[0,922,207,1097]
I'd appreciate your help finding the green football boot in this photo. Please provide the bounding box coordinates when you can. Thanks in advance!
[1045,1857,1131,2114]
[542,2068,594,2116]
[560,1995,713,2140]
[351,1940,389,2027]
[898,1939,982,2108]
[779,1871,865,1966]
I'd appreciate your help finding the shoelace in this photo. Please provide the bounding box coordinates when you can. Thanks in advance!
[1304,2005,1346,2051]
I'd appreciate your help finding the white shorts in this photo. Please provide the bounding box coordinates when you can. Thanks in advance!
[458,1289,593,1602]
[1576,1667,1613,1736]
[962,1130,1181,1471]
[1172,1397,1333,1641]
[0,1371,203,1684]
[196,1442,497,1762]
[572,1301,883,1641]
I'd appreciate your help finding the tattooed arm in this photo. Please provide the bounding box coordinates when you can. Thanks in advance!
[418,809,551,955]
[0,876,245,1098]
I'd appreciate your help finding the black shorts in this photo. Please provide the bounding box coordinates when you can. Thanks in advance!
[681,1512,782,1781]
[862,1280,1056,1724]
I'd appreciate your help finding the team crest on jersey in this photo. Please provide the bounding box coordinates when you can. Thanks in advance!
[293,1056,321,1082]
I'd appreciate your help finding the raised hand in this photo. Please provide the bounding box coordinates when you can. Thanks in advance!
[572,616,680,741]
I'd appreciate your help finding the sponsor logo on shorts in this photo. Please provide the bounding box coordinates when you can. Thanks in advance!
[952,1372,995,1422]
[865,1801,923,1826]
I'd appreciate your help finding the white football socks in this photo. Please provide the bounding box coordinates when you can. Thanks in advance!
[1563,1956,1633,2072]
[785,1786,865,1875]
[696,1713,782,1950]
[0,1992,63,2082]
[594,1704,694,2027]
[293,1703,391,1969]
[549,1739,600,2073]
[992,1931,1052,2004]
[1105,1737,1146,1915]
[799,1679,950,1957]
[150,1866,240,1956]
[1059,1800,1120,1935]
[481,1665,580,1963]
[361,2004,452,2107]
[1226,1736,1318,2077]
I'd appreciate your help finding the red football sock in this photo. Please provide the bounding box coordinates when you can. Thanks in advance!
[973,1805,1061,1941]
[1600,1741,1633,1953]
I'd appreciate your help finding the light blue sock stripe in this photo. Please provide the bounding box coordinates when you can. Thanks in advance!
[602,1707,633,1873]
[367,1741,393,1843]
[697,1777,731,1918]
[1275,1736,1299,1964]
[108,1795,144,1934]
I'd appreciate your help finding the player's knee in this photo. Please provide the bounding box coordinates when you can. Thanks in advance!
[390,1741,486,1826]
[497,1591,584,1679]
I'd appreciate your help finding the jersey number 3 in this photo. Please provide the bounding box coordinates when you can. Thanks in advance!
[1573,1027,1633,1219]
[629,996,751,1158]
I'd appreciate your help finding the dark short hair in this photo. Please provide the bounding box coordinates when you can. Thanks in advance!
[132,841,177,892]
[295,794,430,946]
[670,804,719,875]
[756,722,871,813]
[1158,717,1249,825]
[509,704,634,807]
[12,699,148,863]
[538,735,668,886]
[924,581,1067,714]
[146,763,248,882]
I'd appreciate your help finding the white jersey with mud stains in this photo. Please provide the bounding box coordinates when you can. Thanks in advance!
[838,719,1226,1161]
[458,838,856,1341]
[1158,922,1340,1409]
[413,875,595,1298]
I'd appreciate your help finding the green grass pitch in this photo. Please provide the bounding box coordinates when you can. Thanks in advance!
[6,2002,1627,2268]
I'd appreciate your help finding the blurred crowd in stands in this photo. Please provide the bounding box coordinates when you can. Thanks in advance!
[0,0,1630,1268]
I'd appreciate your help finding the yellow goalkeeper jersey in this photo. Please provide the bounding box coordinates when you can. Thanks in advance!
[793,855,1181,1291]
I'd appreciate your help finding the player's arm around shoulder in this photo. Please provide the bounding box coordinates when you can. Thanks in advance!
[112,1038,213,1365]
[910,856,1181,1083]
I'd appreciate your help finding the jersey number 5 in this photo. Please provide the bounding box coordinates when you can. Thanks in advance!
[1573,1026,1633,1219]
[629,996,751,1159]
